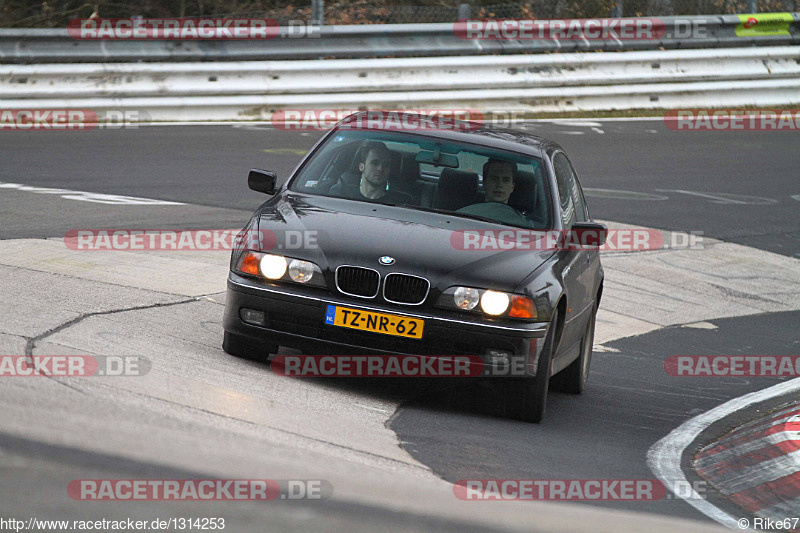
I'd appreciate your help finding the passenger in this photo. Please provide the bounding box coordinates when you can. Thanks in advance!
[330,141,413,204]
[457,158,527,226]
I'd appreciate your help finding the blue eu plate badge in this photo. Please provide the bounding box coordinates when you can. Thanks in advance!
[325,305,336,325]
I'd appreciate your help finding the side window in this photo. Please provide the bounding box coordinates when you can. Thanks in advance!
[565,157,588,223]
[552,152,586,227]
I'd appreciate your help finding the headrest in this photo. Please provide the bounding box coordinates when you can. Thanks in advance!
[338,170,362,188]
[389,152,420,192]
[436,168,479,211]
[508,170,536,213]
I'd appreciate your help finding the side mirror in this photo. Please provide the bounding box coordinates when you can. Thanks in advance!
[570,222,608,247]
[248,169,277,195]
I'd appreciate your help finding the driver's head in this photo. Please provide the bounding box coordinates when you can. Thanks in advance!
[358,141,392,188]
[483,159,516,203]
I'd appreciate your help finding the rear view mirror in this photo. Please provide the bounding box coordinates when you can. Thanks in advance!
[248,169,277,195]
[415,150,459,168]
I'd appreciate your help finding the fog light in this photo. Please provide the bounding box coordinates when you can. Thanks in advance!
[240,308,266,326]
[487,349,512,366]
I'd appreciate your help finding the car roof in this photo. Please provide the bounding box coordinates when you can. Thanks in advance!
[336,111,557,158]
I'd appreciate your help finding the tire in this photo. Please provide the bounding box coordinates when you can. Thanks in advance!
[553,304,596,394]
[503,311,559,423]
[222,331,277,364]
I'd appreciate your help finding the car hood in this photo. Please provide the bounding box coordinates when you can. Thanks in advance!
[257,193,555,293]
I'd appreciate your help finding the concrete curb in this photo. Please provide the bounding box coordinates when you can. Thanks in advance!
[695,403,800,523]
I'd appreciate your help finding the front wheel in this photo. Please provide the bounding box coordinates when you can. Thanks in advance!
[552,304,596,394]
[503,312,559,423]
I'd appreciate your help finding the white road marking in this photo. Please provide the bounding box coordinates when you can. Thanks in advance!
[791,195,800,202]
[583,188,669,200]
[593,344,620,353]
[647,377,800,530]
[0,182,184,205]
[355,403,391,413]
[680,322,718,330]
[656,189,778,205]
[548,120,603,127]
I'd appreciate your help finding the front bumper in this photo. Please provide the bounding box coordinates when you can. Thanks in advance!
[223,273,549,376]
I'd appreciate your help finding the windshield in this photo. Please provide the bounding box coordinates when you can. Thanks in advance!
[289,129,550,229]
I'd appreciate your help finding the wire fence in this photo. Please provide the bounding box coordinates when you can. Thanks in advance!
[2,0,798,28]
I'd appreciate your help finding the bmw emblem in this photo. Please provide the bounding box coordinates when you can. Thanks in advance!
[379,256,395,265]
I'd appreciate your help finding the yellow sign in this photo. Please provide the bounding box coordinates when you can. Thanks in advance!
[735,13,793,37]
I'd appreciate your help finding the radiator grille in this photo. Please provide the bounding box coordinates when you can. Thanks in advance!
[335,266,380,298]
[383,274,430,305]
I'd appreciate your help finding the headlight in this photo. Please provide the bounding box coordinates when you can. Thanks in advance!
[437,286,539,320]
[454,287,480,310]
[234,251,325,287]
[259,254,287,279]
[288,259,315,283]
[480,290,510,315]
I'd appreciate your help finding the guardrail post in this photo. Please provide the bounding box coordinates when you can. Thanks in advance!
[746,0,758,12]
[312,0,325,25]
[458,3,471,20]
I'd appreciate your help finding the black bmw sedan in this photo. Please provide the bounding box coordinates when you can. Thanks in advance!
[223,111,605,422]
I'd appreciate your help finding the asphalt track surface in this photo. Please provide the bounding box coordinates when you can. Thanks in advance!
[1,120,798,529]
[1,121,799,258]
[390,310,800,519]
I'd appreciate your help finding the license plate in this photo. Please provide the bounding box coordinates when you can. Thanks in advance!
[324,305,424,340]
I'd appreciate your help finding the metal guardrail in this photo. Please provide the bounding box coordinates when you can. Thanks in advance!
[1,46,798,121]
[2,47,799,99]
[1,15,799,63]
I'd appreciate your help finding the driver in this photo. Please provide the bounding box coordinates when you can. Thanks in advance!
[457,159,527,226]
[330,141,413,204]
[483,158,516,204]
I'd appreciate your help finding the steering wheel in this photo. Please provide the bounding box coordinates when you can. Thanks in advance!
[490,202,524,216]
